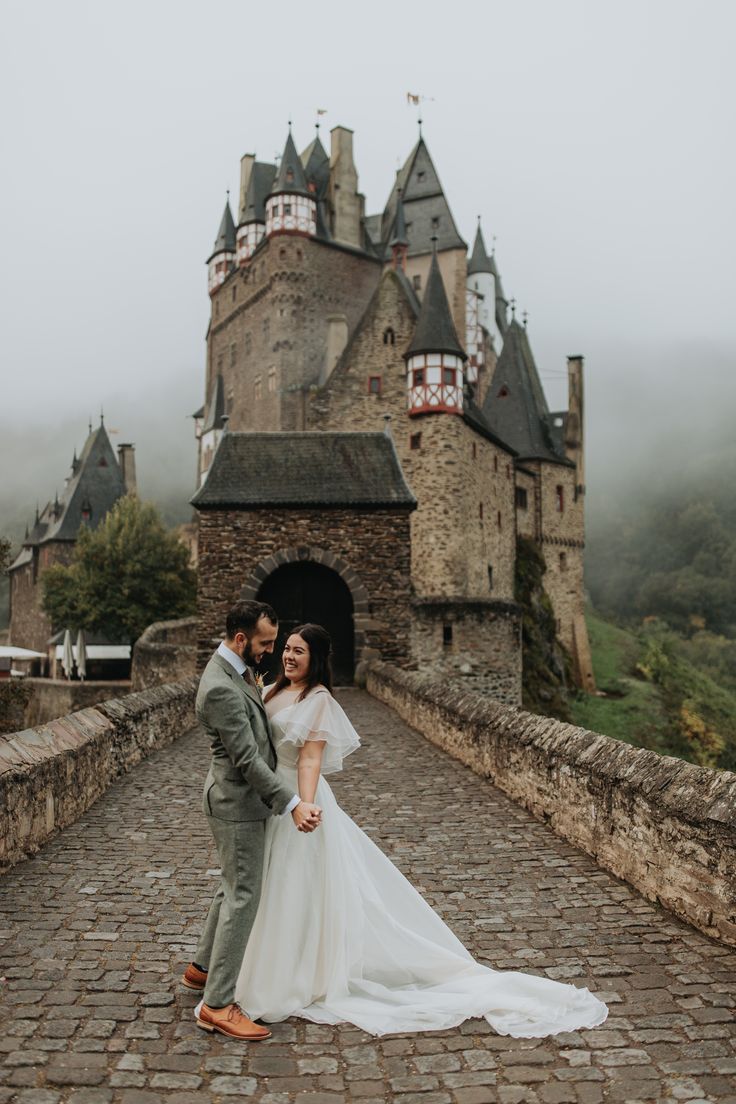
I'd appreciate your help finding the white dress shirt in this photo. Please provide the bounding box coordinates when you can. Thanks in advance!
[216,642,300,816]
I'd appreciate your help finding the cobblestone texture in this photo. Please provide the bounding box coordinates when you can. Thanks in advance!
[1,690,734,1104]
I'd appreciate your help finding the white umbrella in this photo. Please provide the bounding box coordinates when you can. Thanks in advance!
[75,629,87,681]
[61,629,75,680]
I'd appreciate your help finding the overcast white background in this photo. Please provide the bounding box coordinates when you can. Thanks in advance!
[1,0,734,538]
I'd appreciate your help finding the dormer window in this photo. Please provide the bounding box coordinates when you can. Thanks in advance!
[413,274,421,291]
[417,170,426,182]
[286,168,294,183]
[431,216,440,229]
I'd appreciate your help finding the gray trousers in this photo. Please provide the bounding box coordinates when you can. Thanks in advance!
[196,815,266,1008]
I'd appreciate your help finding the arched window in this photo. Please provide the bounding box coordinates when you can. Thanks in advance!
[383,327,395,346]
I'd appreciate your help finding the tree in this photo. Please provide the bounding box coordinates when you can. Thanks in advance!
[0,537,10,575]
[42,496,196,643]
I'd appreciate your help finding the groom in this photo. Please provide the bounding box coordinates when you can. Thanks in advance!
[182,600,322,1040]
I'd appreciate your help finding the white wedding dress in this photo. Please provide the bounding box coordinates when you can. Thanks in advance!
[234,686,607,1038]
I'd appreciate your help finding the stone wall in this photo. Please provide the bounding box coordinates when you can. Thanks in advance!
[195,507,414,672]
[9,541,75,653]
[131,617,197,691]
[0,679,198,871]
[22,678,131,729]
[366,662,736,947]
[410,598,521,705]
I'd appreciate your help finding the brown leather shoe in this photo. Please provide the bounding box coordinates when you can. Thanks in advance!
[196,1002,271,1040]
[181,963,208,991]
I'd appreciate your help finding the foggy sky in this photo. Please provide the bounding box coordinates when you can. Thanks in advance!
[2,0,735,542]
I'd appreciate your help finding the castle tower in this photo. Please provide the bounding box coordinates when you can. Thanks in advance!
[466,220,496,385]
[236,160,276,264]
[207,199,236,295]
[265,128,317,237]
[404,246,467,415]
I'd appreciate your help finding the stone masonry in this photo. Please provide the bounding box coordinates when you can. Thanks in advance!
[1,689,735,1103]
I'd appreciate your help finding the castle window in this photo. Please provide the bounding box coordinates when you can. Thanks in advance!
[97,457,108,467]
[279,247,287,259]
[368,375,382,395]
[263,318,270,341]
[493,455,498,473]
[431,216,440,229]
[442,366,455,386]
[472,442,477,459]
[559,552,567,572]
[506,464,511,479]
[383,327,395,346]
[284,202,292,215]
[556,485,564,512]
[488,565,493,590]
[254,376,262,400]
[417,170,426,182]
[442,624,453,646]
[413,367,425,386]
[515,487,528,510]
[296,248,303,260]
[413,274,422,291]
[497,510,502,529]
[479,503,483,520]
[230,343,236,367]
[268,367,277,393]
[410,432,422,450]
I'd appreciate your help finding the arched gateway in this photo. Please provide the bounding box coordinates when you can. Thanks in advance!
[242,547,371,684]
[191,430,416,674]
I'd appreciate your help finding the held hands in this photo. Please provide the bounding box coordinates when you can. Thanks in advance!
[292,800,322,833]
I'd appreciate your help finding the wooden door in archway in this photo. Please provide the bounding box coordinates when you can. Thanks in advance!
[256,561,355,685]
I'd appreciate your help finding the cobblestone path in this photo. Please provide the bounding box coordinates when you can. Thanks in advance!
[1,690,735,1104]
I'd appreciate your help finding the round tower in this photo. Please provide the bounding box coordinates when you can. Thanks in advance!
[465,220,496,383]
[404,246,467,416]
[237,159,273,264]
[207,198,237,295]
[265,128,317,238]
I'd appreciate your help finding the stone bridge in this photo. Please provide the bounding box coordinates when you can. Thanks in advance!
[0,683,735,1104]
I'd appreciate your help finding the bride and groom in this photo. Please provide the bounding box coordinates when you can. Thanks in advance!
[183,599,607,1040]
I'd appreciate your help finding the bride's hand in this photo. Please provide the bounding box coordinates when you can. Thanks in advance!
[292,800,322,833]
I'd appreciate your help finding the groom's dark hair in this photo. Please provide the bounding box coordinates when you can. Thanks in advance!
[225,600,278,639]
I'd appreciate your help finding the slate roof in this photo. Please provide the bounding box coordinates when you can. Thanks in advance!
[404,250,467,360]
[191,432,417,509]
[378,138,466,258]
[11,424,128,567]
[208,200,236,261]
[389,192,409,247]
[301,134,330,197]
[240,162,277,224]
[202,374,225,434]
[481,320,572,465]
[467,223,494,276]
[272,130,310,196]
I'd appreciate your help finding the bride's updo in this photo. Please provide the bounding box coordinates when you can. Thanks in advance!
[265,623,334,702]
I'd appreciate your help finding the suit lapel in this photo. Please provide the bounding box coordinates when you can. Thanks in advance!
[211,652,267,717]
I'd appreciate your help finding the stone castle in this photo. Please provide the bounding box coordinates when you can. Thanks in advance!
[8,423,136,653]
[191,123,594,699]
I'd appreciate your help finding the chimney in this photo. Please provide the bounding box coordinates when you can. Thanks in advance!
[117,443,137,495]
[238,153,255,222]
[329,126,361,248]
[565,356,585,495]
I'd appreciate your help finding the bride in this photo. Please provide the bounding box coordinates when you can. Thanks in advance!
[232,623,607,1038]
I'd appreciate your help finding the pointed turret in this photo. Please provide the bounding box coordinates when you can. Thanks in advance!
[236,161,276,264]
[390,191,409,271]
[404,247,467,417]
[467,223,495,276]
[380,137,466,258]
[207,198,237,295]
[265,128,317,238]
[465,219,497,382]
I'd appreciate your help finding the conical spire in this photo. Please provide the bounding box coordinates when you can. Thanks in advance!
[212,198,236,254]
[272,128,309,196]
[405,248,467,360]
[390,191,408,247]
[467,220,494,276]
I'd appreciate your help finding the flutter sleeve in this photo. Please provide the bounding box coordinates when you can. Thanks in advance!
[280,689,361,775]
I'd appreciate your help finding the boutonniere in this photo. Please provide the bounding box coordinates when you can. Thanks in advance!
[254,672,265,695]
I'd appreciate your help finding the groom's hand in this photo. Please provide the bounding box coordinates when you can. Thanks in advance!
[292,801,322,833]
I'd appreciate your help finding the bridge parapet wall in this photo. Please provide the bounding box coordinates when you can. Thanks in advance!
[0,679,197,871]
[366,661,736,947]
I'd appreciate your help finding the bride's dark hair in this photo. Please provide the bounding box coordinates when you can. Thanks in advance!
[264,623,334,703]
